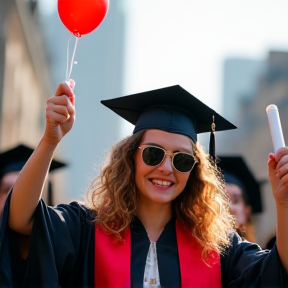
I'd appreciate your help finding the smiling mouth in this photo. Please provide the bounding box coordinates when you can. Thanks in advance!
[150,179,174,187]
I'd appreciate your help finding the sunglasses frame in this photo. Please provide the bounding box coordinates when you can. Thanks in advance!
[138,145,198,173]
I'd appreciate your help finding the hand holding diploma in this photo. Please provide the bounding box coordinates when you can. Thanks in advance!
[266,104,288,272]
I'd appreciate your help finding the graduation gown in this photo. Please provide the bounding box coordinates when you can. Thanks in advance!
[0,193,288,288]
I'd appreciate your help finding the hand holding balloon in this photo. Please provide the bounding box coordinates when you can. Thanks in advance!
[44,80,76,145]
[266,104,286,154]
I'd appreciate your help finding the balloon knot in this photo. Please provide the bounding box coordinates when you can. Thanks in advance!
[74,32,81,38]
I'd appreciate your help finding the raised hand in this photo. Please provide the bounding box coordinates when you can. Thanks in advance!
[9,80,76,234]
[268,147,288,207]
[267,146,288,272]
[44,80,76,145]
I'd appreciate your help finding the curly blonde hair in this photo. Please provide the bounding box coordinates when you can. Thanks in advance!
[85,130,235,259]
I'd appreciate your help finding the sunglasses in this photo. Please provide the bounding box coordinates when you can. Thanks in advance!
[138,145,198,173]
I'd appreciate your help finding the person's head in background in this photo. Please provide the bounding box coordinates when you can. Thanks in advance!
[0,144,67,216]
[217,156,263,243]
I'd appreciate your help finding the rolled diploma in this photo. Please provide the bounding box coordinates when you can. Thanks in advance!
[266,104,285,153]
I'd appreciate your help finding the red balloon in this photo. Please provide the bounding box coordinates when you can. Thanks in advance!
[57,0,109,37]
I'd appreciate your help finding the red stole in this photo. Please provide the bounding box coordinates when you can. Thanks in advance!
[95,221,222,288]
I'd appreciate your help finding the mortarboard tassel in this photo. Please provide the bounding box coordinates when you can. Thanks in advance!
[209,115,216,162]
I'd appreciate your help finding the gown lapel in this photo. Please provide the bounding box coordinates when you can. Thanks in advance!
[95,218,221,288]
[176,221,222,288]
[95,226,131,288]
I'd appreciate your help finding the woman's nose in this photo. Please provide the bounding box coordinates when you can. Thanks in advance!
[157,155,173,174]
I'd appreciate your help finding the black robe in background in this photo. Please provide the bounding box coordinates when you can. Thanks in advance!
[0,193,288,288]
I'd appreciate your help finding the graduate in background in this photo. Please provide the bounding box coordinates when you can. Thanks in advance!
[217,156,263,243]
[0,144,67,286]
[0,81,288,287]
[0,143,66,218]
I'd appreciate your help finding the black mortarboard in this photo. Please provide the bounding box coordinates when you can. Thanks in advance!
[0,144,67,179]
[217,156,262,213]
[101,85,236,147]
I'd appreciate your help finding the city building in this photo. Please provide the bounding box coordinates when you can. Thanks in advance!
[218,51,288,248]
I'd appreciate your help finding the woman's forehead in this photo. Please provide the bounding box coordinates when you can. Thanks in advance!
[225,183,244,196]
[141,129,193,148]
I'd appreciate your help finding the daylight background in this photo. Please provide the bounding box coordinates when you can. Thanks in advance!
[1,0,288,247]
[37,0,288,196]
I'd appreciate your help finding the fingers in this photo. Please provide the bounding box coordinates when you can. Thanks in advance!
[275,147,288,162]
[267,153,277,176]
[55,82,74,97]
[46,95,75,123]
[267,153,281,195]
[276,161,288,180]
[275,147,288,179]
[55,80,75,105]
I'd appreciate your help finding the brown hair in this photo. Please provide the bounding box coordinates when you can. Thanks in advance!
[173,143,235,258]
[85,131,145,234]
[85,130,235,259]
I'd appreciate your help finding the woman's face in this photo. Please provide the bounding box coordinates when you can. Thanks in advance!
[134,129,193,206]
[225,183,251,225]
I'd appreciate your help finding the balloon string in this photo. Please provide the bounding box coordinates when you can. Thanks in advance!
[66,35,79,83]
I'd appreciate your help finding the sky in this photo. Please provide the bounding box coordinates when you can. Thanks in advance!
[38,0,288,136]
[123,0,288,134]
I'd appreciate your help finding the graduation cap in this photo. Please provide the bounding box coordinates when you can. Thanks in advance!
[101,85,236,159]
[217,156,263,213]
[0,144,67,179]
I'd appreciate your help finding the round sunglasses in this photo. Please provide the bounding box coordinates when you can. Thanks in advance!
[138,145,198,173]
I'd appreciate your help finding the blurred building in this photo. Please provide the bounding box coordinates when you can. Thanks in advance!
[0,0,52,147]
[218,51,288,248]
[222,58,264,123]
[0,0,63,203]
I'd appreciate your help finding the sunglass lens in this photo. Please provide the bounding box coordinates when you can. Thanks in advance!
[142,147,165,166]
[173,153,195,172]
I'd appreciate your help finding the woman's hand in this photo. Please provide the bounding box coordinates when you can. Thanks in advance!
[9,80,76,235]
[268,147,288,207]
[43,80,76,145]
[267,146,288,272]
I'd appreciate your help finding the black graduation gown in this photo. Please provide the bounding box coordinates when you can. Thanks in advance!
[0,193,288,288]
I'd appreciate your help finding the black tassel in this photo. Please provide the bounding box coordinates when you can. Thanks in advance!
[209,115,216,162]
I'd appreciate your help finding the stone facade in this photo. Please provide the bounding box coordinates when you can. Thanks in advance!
[0,0,62,204]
